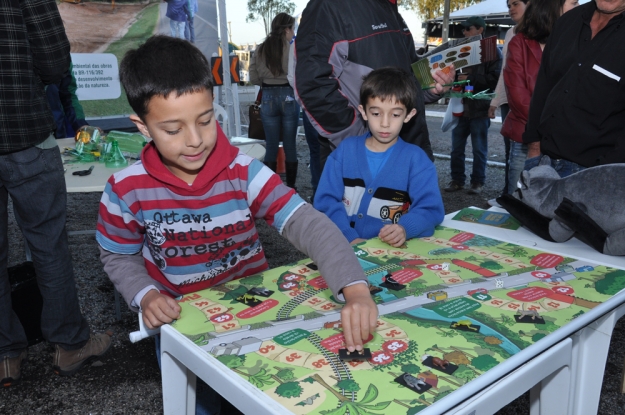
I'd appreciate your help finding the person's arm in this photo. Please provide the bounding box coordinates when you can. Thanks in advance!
[313,150,361,243]
[282,204,378,351]
[523,38,553,156]
[490,27,515,113]
[504,37,532,131]
[22,0,71,85]
[294,2,364,144]
[397,152,445,239]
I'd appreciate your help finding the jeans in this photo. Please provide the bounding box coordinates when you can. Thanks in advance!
[170,19,186,39]
[450,116,490,185]
[155,335,222,415]
[500,104,511,194]
[507,141,528,193]
[0,144,89,357]
[302,113,321,192]
[260,86,299,163]
[524,155,587,178]
[185,16,195,43]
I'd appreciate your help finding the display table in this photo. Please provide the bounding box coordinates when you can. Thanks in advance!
[158,215,625,415]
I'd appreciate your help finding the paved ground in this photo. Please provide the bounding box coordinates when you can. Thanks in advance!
[2,111,625,414]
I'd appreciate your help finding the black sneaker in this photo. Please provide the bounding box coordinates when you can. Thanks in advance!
[1,349,28,387]
[468,183,484,195]
[444,181,464,192]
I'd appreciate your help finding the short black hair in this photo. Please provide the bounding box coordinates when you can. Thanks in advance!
[119,35,214,119]
[360,67,416,113]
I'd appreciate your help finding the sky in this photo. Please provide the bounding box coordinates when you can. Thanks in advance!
[224,0,425,46]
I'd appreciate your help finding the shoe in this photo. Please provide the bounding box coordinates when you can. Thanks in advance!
[444,180,464,192]
[52,332,112,376]
[1,349,28,387]
[468,183,484,195]
[488,198,502,208]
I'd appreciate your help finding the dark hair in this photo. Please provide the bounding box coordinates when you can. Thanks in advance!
[119,35,213,119]
[360,67,417,113]
[507,0,529,6]
[515,0,564,43]
[256,13,295,77]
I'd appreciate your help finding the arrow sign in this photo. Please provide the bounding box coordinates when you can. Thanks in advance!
[210,56,240,86]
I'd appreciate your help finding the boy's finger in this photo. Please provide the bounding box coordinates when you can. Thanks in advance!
[350,312,364,351]
[341,310,355,352]
[165,297,182,315]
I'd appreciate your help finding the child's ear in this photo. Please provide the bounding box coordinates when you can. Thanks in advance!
[403,108,417,124]
[129,114,151,138]
[358,104,368,121]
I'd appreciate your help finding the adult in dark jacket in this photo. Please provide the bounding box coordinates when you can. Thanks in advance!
[444,16,502,195]
[0,0,110,387]
[293,0,452,169]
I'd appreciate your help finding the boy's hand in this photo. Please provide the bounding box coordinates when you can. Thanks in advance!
[140,290,181,329]
[379,224,406,247]
[430,64,455,95]
[350,238,367,245]
[340,283,378,352]
[488,105,497,119]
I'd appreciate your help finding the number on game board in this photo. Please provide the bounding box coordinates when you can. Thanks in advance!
[372,353,391,363]
[385,329,401,337]
[259,345,276,354]
[194,301,209,308]
[286,353,302,362]
[221,323,236,330]
[312,359,329,368]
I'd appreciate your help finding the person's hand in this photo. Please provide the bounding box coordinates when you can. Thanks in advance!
[378,224,406,247]
[429,64,455,95]
[350,238,367,245]
[340,283,378,352]
[140,290,182,329]
[488,106,497,119]
[527,142,541,159]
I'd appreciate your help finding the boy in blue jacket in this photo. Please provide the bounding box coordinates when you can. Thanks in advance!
[315,67,445,247]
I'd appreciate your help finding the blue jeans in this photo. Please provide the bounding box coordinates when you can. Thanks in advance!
[0,144,89,357]
[170,19,185,38]
[302,112,321,191]
[500,104,511,194]
[524,155,587,178]
[450,116,490,185]
[185,16,195,43]
[507,141,528,193]
[155,334,222,415]
[260,86,299,163]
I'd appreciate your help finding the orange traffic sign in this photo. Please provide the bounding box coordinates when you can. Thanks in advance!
[210,56,240,86]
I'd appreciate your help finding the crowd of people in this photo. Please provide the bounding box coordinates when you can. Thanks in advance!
[2,1,625,415]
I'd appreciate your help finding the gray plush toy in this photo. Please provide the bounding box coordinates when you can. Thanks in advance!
[497,156,625,256]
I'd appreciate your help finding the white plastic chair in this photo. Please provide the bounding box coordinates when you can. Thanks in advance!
[213,102,229,138]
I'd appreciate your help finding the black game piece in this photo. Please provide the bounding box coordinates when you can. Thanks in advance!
[338,348,372,361]
[369,286,383,295]
[379,274,406,291]
[394,373,432,394]
[247,287,274,298]
[421,355,458,375]
[306,262,319,271]
[514,313,546,324]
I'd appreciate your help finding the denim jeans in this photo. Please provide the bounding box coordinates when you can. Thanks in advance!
[500,104,511,194]
[450,116,490,185]
[170,19,186,38]
[0,144,89,357]
[260,86,299,163]
[524,155,587,178]
[302,113,321,191]
[507,141,528,193]
[184,16,195,43]
[155,335,222,415]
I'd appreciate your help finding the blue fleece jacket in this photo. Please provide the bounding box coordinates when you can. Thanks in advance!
[314,133,444,243]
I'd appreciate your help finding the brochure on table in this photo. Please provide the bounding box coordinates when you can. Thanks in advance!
[171,225,621,415]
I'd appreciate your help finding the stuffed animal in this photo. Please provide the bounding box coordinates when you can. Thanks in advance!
[497,157,625,256]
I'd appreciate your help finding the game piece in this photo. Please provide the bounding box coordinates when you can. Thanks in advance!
[306,262,318,270]
[379,274,406,291]
[422,355,458,375]
[369,285,383,295]
[450,320,481,332]
[515,309,546,324]
[338,348,372,361]
[235,293,262,307]
[247,287,274,297]
[394,373,432,393]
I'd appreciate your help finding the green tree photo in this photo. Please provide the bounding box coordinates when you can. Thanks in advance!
[246,0,296,36]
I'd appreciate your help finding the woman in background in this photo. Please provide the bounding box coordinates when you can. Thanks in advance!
[501,0,579,193]
[488,0,528,203]
[250,13,300,189]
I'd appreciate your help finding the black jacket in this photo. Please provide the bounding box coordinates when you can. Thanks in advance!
[458,45,502,119]
[294,0,437,159]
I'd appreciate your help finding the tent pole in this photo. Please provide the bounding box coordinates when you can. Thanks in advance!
[217,0,236,138]
[442,0,451,42]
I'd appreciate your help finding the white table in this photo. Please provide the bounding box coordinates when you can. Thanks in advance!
[159,209,625,415]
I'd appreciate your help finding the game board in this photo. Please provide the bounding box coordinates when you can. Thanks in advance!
[171,225,624,414]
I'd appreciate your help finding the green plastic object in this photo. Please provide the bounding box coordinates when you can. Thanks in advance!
[106,130,148,159]
[105,140,129,168]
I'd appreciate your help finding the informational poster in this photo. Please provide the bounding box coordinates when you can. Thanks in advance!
[71,53,121,101]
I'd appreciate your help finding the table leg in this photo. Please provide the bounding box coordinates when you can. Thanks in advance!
[569,304,625,415]
[529,364,571,415]
[161,338,196,415]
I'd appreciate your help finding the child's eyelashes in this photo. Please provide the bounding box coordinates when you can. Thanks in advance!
[165,129,181,135]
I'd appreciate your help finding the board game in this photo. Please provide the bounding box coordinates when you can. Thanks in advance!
[171,225,624,414]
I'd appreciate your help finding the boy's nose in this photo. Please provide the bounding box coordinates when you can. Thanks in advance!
[186,127,203,147]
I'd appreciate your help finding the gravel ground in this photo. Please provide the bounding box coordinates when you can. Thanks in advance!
[2,111,625,414]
